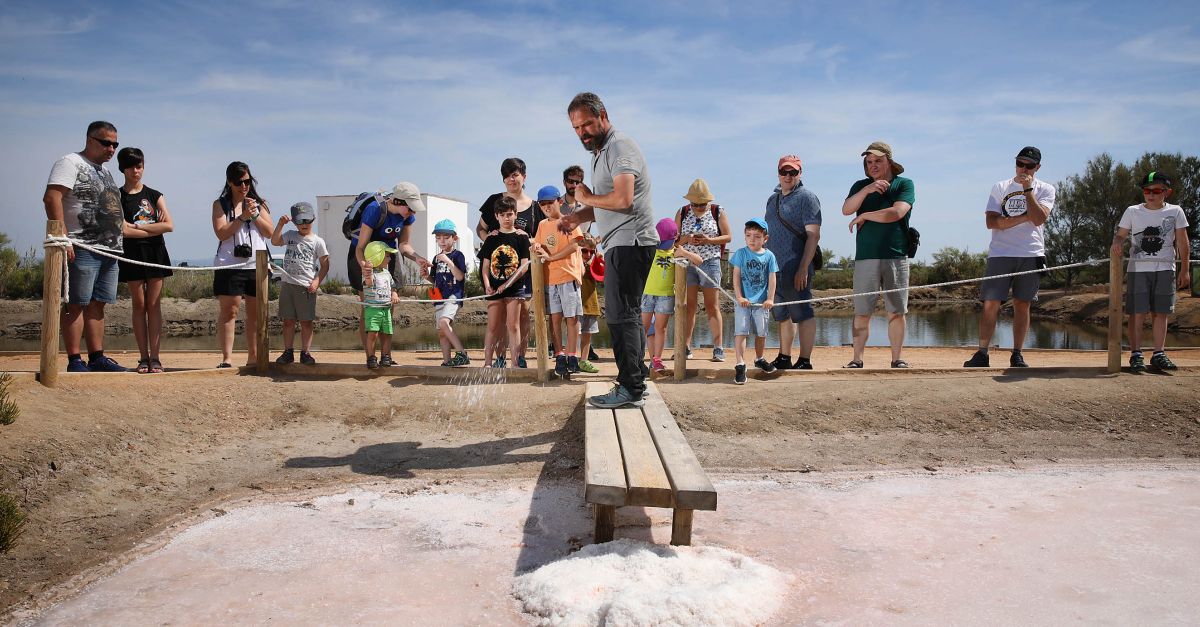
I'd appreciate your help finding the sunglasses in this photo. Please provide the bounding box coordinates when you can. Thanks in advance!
[1016,161,1038,170]
[89,136,119,149]
[778,169,800,177]
[564,179,583,185]
[389,198,408,207]
[1142,188,1169,195]
[293,218,314,225]
[231,178,251,187]
[689,202,709,209]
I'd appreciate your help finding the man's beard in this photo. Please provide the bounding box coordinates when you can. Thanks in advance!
[580,131,606,152]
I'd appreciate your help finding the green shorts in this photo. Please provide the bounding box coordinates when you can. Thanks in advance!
[364,305,393,334]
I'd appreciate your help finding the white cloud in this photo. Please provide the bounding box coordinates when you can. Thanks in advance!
[1120,28,1200,65]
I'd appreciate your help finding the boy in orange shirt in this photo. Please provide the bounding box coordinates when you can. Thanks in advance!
[533,185,585,377]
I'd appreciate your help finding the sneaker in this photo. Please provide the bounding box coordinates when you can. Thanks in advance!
[493,356,506,369]
[685,345,694,359]
[555,354,569,377]
[451,351,471,367]
[517,356,528,369]
[1009,351,1029,368]
[588,347,601,361]
[1150,352,1177,371]
[1129,353,1146,373]
[754,357,776,373]
[651,357,666,372]
[300,352,316,365]
[87,355,127,372]
[379,355,394,367]
[793,357,813,370]
[588,384,644,409]
[366,356,378,369]
[734,364,747,385]
[567,356,580,373]
[67,357,90,373]
[963,350,990,368]
[771,354,792,371]
[712,347,726,362]
[576,359,599,374]
[275,349,295,365]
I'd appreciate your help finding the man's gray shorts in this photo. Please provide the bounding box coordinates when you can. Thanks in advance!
[547,281,583,317]
[1125,270,1176,314]
[853,258,909,316]
[981,256,1041,302]
[279,282,317,321]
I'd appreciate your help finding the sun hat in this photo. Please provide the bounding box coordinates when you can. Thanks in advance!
[381,181,426,212]
[777,155,802,172]
[364,240,398,268]
[432,219,457,235]
[656,218,678,250]
[290,201,315,224]
[745,218,769,233]
[537,185,562,202]
[683,178,714,205]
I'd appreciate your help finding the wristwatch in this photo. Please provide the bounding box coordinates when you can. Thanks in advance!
[1023,188,1034,193]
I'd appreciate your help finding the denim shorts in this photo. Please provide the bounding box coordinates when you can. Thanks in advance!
[67,247,119,305]
[734,304,770,337]
[640,294,675,314]
[685,257,722,289]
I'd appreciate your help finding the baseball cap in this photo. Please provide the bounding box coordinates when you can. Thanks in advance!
[1016,146,1042,164]
[861,140,904,174]
[290,202,315,224]
[777,155,802,171]
[432,219,457,235]
[364,241,398,268]
[656,218,678,250]
[588,254,605,282]
[1140,171,1174,188]
[745,218,769,233]
[381,181,426,212]
[537,185,562,202]
[683,178,714,205]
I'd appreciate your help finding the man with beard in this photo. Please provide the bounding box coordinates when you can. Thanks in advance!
[559,92,658,408]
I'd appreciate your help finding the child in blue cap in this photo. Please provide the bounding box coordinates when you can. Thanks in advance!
[730,218,779,384]
[431,219,470,367]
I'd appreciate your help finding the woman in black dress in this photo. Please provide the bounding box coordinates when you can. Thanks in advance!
[117,148,174,374]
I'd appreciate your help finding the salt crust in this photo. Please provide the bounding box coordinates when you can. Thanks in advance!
[512,538,790,626]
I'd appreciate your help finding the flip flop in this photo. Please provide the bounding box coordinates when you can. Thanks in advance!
[891,359,910,369]
[136,359,150,374]
[150,359,164,373]
[842,360,863,369]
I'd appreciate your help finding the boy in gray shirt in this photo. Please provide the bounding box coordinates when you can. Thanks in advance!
[272,202,330,365]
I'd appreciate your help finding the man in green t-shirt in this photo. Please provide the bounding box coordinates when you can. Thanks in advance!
[841,141,916,369]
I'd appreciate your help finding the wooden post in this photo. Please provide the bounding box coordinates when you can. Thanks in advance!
[671,509,694,546]
[255,250,269,372]
[673,260,687,380]
[530,256,549,382]
[1107,246,1123,373]
[594,504,615,543]
[38,220,65,387]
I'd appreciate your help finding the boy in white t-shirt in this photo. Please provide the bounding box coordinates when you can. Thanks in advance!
[271,202,329,365]
[1111,172,1191,372]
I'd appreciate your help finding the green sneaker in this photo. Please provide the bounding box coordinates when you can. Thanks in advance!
[576,359,599,374]
[1129,353,1146,373]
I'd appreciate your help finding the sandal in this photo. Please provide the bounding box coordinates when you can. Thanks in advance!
[891,359,910,369]
[136,359,150,374]
[842,360,863,369]
[149,358,164,373]
[217,362,232,369]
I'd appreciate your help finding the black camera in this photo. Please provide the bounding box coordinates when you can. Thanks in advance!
[233,243,253,258]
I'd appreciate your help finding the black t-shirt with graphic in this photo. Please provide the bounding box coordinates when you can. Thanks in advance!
[121,186,165,248]
[477,231,530,299]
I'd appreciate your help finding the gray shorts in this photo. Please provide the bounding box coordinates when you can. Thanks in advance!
[548,281,583,317]
[580,314,600,335]
[685,256,722,288]
[641,294,675,314]
[1125,270,1176,314]
[435,299,460,321]
[853,258,909,316]
[279,282,317,321]
[981,256,1041,302]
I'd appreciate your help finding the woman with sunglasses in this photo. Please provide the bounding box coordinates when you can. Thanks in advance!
[350,181,430,365]
[211,161,272,368]
[674,178,732,362]
[116,147,174,373]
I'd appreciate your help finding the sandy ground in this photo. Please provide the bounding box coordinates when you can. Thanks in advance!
[1,360,1198,622]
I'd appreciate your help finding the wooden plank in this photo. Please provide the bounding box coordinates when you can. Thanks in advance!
[641,383,717,511]
[269,363,543,381]
[614,407,673,508]
[584,382,627,506]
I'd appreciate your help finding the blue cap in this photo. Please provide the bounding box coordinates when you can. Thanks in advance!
[745,218,769,233]
[537,185,562,202]
[432,219,457,235]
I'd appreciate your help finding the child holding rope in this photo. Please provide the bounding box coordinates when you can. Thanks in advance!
[272,202,329,366]
[641,219,702,373]
[361,241,400,369]
[729,219,779,384]
[430,219,470,367]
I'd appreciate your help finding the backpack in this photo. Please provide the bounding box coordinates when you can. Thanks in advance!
[677,203,726,257]
[342,192,385,240]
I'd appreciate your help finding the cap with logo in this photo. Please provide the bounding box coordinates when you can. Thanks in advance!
[684,178,714,205]
[290,201,315,224]
[432,219,457,235]
[537,185,562,202]
[1016,146,1042,165]
[1140,171,1174,188]
[381,181,426,212]
[364,240,399,268]
[745,218,769,233]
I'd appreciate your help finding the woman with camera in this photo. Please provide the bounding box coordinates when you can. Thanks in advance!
[211,161,272,368]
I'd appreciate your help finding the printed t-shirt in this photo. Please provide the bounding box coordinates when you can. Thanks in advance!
[644,248,676,297]
[847,175,916,260]
[534,218,583,285]
[363,266,394,306]
[280,231,329,287]
[589,129,657,248]
[478,231,530,299]
[1118,203,1190,273]
[433,249,467,300]
[47,152,124,252]
[729,246,779,304]
[120,185,166,249]
[985,178,1056,257]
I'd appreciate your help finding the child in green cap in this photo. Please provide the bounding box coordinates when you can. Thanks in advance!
[361,240,400,369]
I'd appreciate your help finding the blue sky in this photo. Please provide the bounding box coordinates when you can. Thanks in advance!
[3,0,1199,264]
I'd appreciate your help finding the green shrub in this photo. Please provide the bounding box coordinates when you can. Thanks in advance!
[0,493,25,554]
[0,236,45,299]
[0,373,16,426]
[161,270,215,301]
[321,277,351,295]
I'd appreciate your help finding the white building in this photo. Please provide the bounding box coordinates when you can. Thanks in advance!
[315,192,475,284]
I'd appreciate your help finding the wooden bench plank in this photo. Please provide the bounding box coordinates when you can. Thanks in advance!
[614,407,673,508]
[584,383,627,506]
[642,383,718,511]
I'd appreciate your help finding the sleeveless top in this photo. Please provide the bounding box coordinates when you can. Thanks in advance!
[213,195,269,268]
[680,209,722,261]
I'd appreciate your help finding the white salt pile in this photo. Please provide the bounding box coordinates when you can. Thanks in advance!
[512,538,790,626]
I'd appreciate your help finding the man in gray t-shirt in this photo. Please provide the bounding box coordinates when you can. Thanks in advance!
[559,92,658,408]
